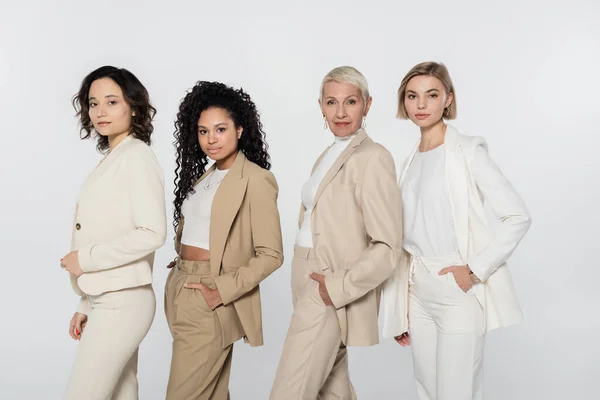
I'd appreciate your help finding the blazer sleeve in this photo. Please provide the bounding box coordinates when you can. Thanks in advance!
[212,171,284,305]
[467,142,532,281]
[77,149,167,272]
[76,295,89,315]
[325,150,403,308]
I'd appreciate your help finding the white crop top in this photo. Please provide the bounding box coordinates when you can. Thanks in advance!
[181,167,229,250]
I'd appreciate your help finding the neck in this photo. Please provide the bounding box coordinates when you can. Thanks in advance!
[419,120,446,152]
[108,132,129,151]
[216,150,238,170]
[333,129,360,141]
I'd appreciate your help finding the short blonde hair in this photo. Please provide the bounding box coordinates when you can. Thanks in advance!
[320,66,370,104]
[397,61,457,120]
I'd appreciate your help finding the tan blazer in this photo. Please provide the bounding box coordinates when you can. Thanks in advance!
[70,136,167,314]
[299,129,403,346]
[174,151,284,347]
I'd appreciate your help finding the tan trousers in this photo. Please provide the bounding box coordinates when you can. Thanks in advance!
[270,246,357,400]
[64,285,156,400]
[164,259,234,400]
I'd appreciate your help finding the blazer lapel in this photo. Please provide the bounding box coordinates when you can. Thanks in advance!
[399,141,420,187]
[297,145,331,228]
[444,126,469,262]
[81,135,133,192]
[209,152,249,275]
[312,129,368,209]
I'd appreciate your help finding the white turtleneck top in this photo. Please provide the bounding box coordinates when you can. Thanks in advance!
[295,134,356,248]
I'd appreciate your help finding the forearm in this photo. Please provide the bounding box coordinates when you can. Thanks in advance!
[325,242,397,308]
[213,249,283,304]
[79,228,166,272]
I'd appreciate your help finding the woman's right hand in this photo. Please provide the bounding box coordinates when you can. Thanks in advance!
[394,332,411,347]
[69,312,87,341]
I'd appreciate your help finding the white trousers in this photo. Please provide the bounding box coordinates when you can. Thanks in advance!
[409,254,485,400]
[64,285,156,400]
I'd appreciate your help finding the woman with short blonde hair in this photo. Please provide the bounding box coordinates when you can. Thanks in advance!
[382,61,531,399]
[271,66,402,399]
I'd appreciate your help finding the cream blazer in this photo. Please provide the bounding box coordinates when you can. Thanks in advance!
[382,126,532,336]
[69,136,167,314]
[299,129,403,346]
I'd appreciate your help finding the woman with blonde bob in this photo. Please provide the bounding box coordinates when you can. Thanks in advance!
[270,66,403,399]
[382,61,532,399]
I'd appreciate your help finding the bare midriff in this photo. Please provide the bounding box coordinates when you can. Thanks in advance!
[180,244,210,261]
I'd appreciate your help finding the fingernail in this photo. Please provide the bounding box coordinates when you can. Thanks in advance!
[75,329,79,335]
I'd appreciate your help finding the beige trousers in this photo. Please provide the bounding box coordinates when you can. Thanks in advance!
[64,285,156,400]
[270,246,357,400]
[164,259,234,400]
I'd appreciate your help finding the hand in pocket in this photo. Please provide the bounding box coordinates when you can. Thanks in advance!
[184,281,223,310]
[309,273,333,306]
[438,265,473,293]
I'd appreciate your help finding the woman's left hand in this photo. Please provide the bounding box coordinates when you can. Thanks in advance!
[184,282,223,310]
[438,265,473,293]
[309,273,334,306]
[61,251,84,278]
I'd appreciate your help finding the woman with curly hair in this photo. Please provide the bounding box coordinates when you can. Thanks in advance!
[62,66,167,399]
[164,81,284,399]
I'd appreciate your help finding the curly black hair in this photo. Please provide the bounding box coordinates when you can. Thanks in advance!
[72,66,157,153]
[173,81,271,233]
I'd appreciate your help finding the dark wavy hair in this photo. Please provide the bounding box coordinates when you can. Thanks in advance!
[72,66,157,152]
[173,81,271,232]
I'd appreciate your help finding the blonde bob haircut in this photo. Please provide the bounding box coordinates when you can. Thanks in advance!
[319,66,370,105]
[397,61,457,120]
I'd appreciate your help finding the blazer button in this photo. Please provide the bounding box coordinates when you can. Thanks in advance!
[76,223,81,230]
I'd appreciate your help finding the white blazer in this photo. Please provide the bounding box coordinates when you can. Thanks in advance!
[69,135,167,314]
[382,125,531,336]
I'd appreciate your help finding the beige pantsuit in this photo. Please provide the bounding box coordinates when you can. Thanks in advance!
[165,152,284,399]
[271,130,403,399]
[65,136,167,399]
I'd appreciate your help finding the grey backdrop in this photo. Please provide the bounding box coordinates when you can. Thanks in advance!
[0,0,598,398]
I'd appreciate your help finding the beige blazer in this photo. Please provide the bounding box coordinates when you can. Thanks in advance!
[299,129,403,346]
[174,152,284,347]
[382,126,531,336]
[70,136,167,314]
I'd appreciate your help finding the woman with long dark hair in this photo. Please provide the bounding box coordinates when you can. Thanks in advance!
[62,65,166,399]
[164,81,284,399]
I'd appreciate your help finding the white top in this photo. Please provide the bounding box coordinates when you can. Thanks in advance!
[402,144,457,257]
[295,134,355,248]
[181,167,229,250]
